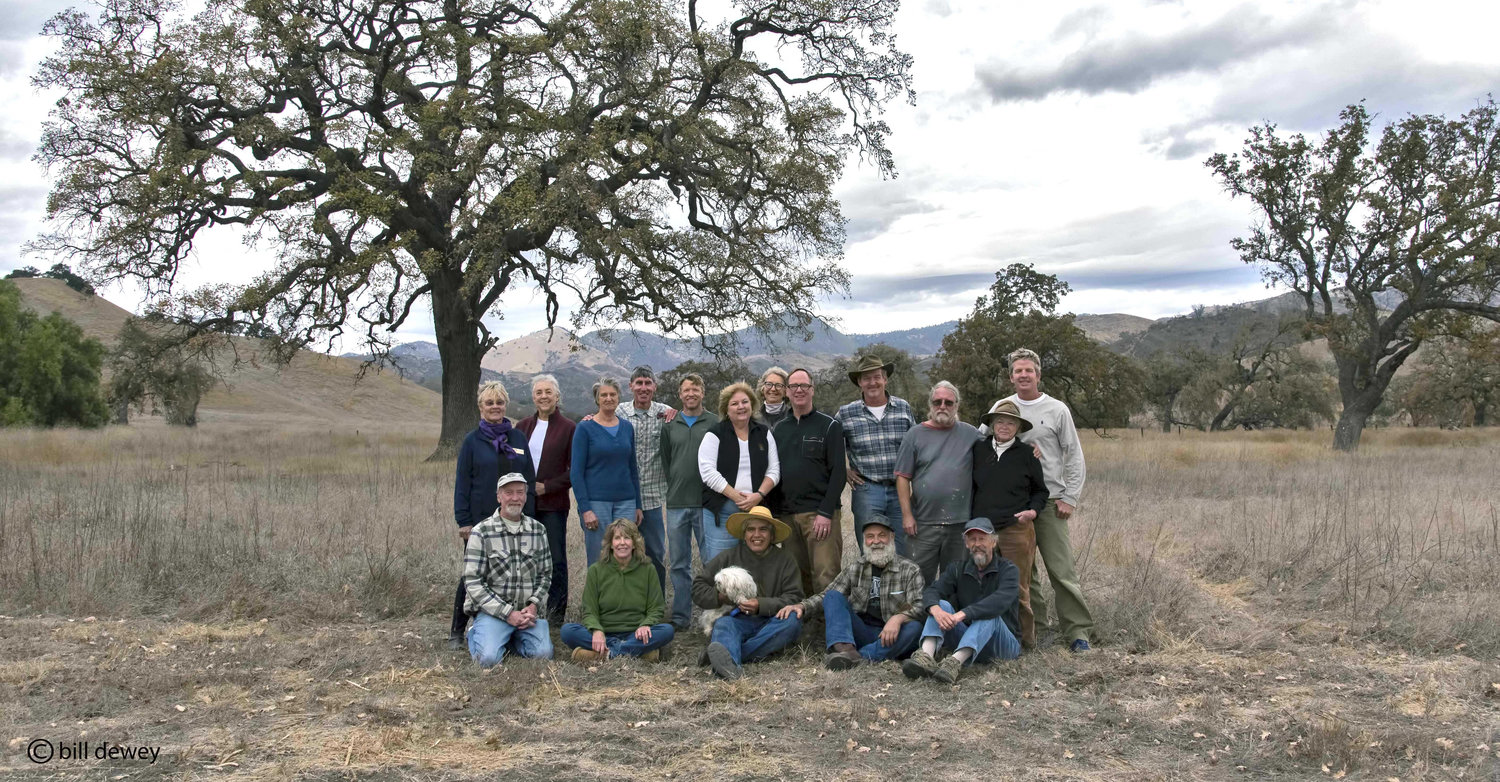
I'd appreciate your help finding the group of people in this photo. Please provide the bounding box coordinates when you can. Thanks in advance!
[451,348,1095,684]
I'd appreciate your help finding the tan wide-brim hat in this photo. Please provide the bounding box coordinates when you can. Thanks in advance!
[980,399,1033,433]
[846,354,897,386]
[726,505,792,544]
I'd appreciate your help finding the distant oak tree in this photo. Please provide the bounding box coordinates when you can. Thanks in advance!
[1208,100,1500,450]
[32,0,913,456]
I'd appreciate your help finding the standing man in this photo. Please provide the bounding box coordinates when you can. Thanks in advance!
[660,373,720,630]
[836,354,918,554]
[770,367,847,595]
[622,365,674,592]
[1001,348,1094,652]
[462,473,556,666]
[515,374,576,625]
[895,380,978,583]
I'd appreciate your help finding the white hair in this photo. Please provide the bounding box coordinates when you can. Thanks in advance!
[531,374,559,391]
[931,379,961,406]
[699,567,757,636]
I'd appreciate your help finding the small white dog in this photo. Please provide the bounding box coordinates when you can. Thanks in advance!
[698,566,758,636]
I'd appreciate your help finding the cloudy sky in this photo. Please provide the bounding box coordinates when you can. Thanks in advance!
[2,0,1498,346]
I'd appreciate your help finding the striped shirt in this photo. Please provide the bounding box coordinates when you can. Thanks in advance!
[800,554,926,621]
[624,401,672,509]
[462,511,553,619]
[836,395,916,483]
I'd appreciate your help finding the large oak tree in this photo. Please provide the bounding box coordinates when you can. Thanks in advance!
[1208,101,1500,451]
[32,0,912,455]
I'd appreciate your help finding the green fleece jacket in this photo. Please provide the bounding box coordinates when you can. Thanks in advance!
[690,543,805,616]
[580,556,665,633]
[661,410,720,507]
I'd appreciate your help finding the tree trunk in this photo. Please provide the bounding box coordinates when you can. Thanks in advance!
[428,278,485,461]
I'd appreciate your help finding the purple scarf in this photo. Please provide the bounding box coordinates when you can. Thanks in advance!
[478,419,520,458]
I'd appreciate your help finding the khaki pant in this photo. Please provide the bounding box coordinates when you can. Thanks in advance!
[1029,499,1095,644]
[780,510,843,596]
[995,517,1036,649]
[908,522,966,585]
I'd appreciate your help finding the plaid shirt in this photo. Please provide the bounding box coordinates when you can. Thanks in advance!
[800,554,926,621]
[462,511,553,619]
[624,400,672,509]
[836,395,916,483]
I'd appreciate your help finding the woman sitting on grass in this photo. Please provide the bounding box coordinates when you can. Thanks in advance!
[561,519,676,662]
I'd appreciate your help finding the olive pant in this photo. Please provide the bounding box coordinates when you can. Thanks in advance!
[1029,499,1095,645]
[995,517,1036,649]
[779,510,843,596]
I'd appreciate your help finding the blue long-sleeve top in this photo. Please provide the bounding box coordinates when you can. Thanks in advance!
[570,418,642,509]
[454,425,537,527]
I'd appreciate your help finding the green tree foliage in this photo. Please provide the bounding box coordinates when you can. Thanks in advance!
[931,264,1143,430]
[32,0,913,457]
[1207,100,1500,451]
[0,280,109,427]
[4,263,95,295]
[1382,323,1500,427]
[106,318,218,427]
[1141,349,1202,432]
[1177,348,1335,431]
[814,343,929,420]
[657,358,754,411]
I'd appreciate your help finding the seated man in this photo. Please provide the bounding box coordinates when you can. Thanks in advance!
[777,515,925,669]
[902,517,1021,685]
[691,506,804,680]
[462,472,556,667]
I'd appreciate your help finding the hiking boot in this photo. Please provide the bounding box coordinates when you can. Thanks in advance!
[640,650,661,662]
[933,655,964,684]
[572,647,603,663]
[1069,639,1092,653]
[446,632,466,652]
[824,643,863,671]
[901,648,939,679]
[705,642,742,680]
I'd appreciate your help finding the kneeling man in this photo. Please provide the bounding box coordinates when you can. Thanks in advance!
[462,472,555,666]
[691,506,804,680]
[778,515,924,669]
[902,517,1021,684]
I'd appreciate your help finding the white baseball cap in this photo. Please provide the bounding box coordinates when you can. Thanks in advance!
[497,472,527,488]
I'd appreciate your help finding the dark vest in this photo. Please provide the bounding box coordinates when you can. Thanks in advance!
[702,419,770,511]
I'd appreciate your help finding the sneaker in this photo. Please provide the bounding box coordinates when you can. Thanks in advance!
[933,655,964,684]
[706,642,742,680]
[824,646,863,671]
[640,650,661,662]
[1070,639,1091,653]
[572,648,603,662]
[901,649,939,680]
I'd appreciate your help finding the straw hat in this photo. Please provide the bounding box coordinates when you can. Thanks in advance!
[980,399,1033,433]
[726,505,792,544]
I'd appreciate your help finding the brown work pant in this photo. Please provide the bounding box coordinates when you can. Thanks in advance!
[995,517,1037,649]
[780,510,843,596]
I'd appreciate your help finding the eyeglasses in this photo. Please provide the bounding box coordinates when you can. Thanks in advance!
[930,399,957,407]
[786,383,813,391]
[762,382,785,390]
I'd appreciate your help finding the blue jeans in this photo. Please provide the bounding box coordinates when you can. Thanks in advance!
[708,611,802,665]
[702,498,741,563]
[467,613,554,667]
[920,600,1021,664]
[822,590,922,662]
[583,500,638,566]
[639,505,667,593]
[851,482,907,555]
[559,623,675,657]
[666,506,712,626]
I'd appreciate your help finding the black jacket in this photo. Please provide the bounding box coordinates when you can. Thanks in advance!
[701,418,772,511]
[970,437,1048,529]
[768,409,846,518]
[922,555,1020,638]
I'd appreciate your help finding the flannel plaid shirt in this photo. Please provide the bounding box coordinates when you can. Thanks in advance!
[836,395,916,482]
[462,510,553,619]
[800,554,926,621]
[624,400,672,509]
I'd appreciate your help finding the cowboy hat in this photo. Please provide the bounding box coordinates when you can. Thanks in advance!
[980,399,1033,433]
[846,354,896,386]
[726,505,792,544]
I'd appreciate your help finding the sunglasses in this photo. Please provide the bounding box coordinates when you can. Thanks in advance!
[930,399,957,407]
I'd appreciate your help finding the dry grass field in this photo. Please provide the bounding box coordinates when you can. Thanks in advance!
[2,423,1498,780]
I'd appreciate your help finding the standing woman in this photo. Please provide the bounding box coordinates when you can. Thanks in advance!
[515,374,576,624]
[451,381,537,648]
[756,367,792,429]
[698,382,781,562]
[571,378,643,566]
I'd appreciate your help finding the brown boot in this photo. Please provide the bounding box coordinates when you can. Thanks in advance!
[824,642,863,671]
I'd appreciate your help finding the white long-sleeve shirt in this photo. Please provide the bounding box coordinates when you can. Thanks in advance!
[1003,392,1086,507]
[697,430,781,494]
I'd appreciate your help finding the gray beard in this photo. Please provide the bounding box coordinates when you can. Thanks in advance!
[970,550,993,569]
[865,544,895,567]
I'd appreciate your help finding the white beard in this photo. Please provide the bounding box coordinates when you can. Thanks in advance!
[865,543,896,567]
